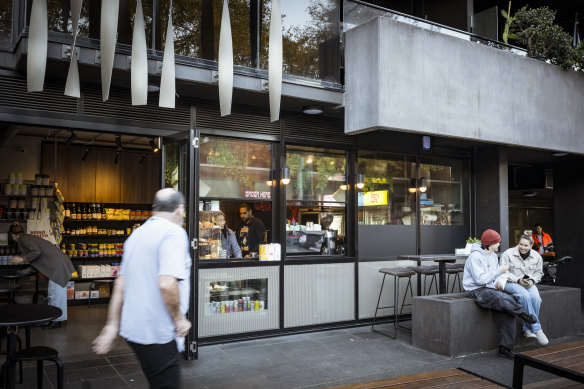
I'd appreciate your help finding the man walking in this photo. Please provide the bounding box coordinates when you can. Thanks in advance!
[93,188,192,388]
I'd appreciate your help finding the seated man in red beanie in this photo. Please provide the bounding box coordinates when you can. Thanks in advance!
[462,229,537,359]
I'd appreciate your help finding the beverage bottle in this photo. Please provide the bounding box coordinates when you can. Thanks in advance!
[76,204,82,220]
[64,203,70,219]
[102,204,107,220]
[70,203,77,219]
[95,203,101,220]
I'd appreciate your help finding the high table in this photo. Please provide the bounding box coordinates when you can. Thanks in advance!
[397,254,468,294]
[0,304,61,389]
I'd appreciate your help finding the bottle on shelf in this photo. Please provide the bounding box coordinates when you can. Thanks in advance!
[70,203,76,220]
[76,203,82,220]
[95,203,102,220]
[64,203,71,219]
[101,204,107,220]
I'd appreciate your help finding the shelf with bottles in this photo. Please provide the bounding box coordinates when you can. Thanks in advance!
[69,255,122,260]
[61,241,124,258]
[63,202,152,222]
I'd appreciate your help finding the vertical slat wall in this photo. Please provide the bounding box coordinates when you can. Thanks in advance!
[284,263,354,328]
[41,143,160,204]
[198,266,280,338]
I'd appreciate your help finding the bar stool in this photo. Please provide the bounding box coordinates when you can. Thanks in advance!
[446,263,465,293]
[0,329,23,385]
[2,346,63,389]
[0,284,21,304]
[372,267,415,339]
[407,266,439,295]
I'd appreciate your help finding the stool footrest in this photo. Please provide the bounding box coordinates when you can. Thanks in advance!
[11,346,59,361]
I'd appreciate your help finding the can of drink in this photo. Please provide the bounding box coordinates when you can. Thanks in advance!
[220,301,225,314]
[259,300,265,311]
[238,299,243,312]
[255,300,260,311]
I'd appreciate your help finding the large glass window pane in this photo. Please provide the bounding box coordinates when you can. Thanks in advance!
[418,158,465,225]
[261,0,341,82]
[357,152,416,225]
[200,137,271,199]
[285,146,346,256]
[0,0,12,42]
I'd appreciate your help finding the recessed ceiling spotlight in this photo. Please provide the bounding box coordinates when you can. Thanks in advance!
[302,105,323,115]
[551,152,568,157]
[522,191,537,197]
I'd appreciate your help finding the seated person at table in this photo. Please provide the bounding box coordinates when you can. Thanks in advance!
[215,212,242,258]
[463,229,537,359]
[531,223,554,257]
[500,235,548,346]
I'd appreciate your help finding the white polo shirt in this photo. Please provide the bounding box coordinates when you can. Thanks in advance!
[119,216,191,350]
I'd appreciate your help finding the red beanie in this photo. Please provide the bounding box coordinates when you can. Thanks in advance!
[481,229,501,245]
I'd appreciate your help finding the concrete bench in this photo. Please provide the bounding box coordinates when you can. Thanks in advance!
[412,285,581,357]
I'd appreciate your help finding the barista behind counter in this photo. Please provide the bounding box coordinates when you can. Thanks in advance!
[236,203,266,257]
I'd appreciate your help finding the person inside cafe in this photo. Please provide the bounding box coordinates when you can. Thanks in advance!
[236,203,266,257]
[215,212,242,258]
[8,221,75,328]
[500,235,548,346]
[463,229,537,359]
[531,223,554,258]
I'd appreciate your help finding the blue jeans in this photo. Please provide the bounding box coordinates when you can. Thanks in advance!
[48,280,68,322]
[504,282,542,333]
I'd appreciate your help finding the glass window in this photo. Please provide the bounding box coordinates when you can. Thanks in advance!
[285,146,346,256]
[205,278,268,315]
[357,152,416,225]
[200,137,271,199]
[0,0,12,42]
[418,158,465,225]
[261,0,341,82]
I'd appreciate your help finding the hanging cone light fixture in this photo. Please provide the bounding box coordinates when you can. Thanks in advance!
[27,0,48,92]
[131,0,148,105]
[65,0,83,98]
[268,0,282,122]
[100,0,119,101]
[218,0,233,116]
[159,0,175,108]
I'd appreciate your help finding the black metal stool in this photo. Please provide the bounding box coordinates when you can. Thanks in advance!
[2,346,63,389]
[407,266,439,295]
[0,284,21,304]
[0,328,23,385]
[372,267,415,339]
[446,263,464,292]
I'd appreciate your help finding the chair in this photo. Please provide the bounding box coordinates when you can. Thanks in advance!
[407,266,439,295]
[2,346,63,389]
[446,263,464,293]
[372,267,416,339]
[0,328,23,385]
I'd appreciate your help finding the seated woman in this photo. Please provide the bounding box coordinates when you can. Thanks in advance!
[215,212,242,258]
[500,235,548,346]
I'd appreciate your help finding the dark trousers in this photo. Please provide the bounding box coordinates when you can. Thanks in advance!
[127,339,181,389]
[468,287,524,350]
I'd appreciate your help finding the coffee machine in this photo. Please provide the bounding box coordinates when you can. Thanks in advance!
[319,213,337,255]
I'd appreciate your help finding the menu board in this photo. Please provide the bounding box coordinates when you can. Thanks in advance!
[358,190,388,206]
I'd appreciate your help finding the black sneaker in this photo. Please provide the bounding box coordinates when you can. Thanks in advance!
[519,312,537,324]
[498,346,516,359]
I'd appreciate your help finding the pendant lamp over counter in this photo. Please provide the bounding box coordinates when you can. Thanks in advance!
[159,0,175,108]
[268,0,282,122]
[131,0,148,105]
[218,0,233,116]
[64,0,83,98]
[100,0,119,101]
[27,0,48,92]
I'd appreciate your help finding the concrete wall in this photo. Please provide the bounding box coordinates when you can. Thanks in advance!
[345,16,584,155]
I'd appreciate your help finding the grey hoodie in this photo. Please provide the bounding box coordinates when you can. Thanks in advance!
[462,242,500,291]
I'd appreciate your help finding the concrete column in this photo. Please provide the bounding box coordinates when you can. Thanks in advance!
[474,146,509,250]
[553,159,584,297]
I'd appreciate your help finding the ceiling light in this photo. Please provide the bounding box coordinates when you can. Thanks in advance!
[266,171,273,187]
[302,105,323,115]
[281,167,290,185]
[150,139,159,153]
[356,173,365,189]
[147,85,160,93]
[408,178,417,193]
[419,177,427,193]
[65,131,77,145]
[523,191,537,197]
[339,184,347,190]
[551,152,568,157]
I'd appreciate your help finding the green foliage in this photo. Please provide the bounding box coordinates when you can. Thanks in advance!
[288,152,344,194]
[466,237,481,244]
[500,6,517,44]
[508,6,584,70]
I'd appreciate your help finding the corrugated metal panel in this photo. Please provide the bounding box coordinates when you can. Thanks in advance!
[83,87,191,127]
[284,263,354,327]
[198,266,279,337]
[196,105,280,137]
[0,76,78,114]
[284,116,353,145]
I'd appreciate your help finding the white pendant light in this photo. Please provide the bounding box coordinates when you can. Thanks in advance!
[159,0,175,108]
[65,0,83,98]
[268,0,282,122]
[27,0,48,92]
[218,0,233,116]
[100,0,119,101]
[131,0,148,105]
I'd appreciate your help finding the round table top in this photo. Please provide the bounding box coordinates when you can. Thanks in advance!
[0,304,62,326]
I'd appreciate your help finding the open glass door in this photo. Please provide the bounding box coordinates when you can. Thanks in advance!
[161,129,199,360]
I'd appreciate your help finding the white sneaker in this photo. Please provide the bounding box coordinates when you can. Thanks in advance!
[523,329,537,339]
[535,330,549,346]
